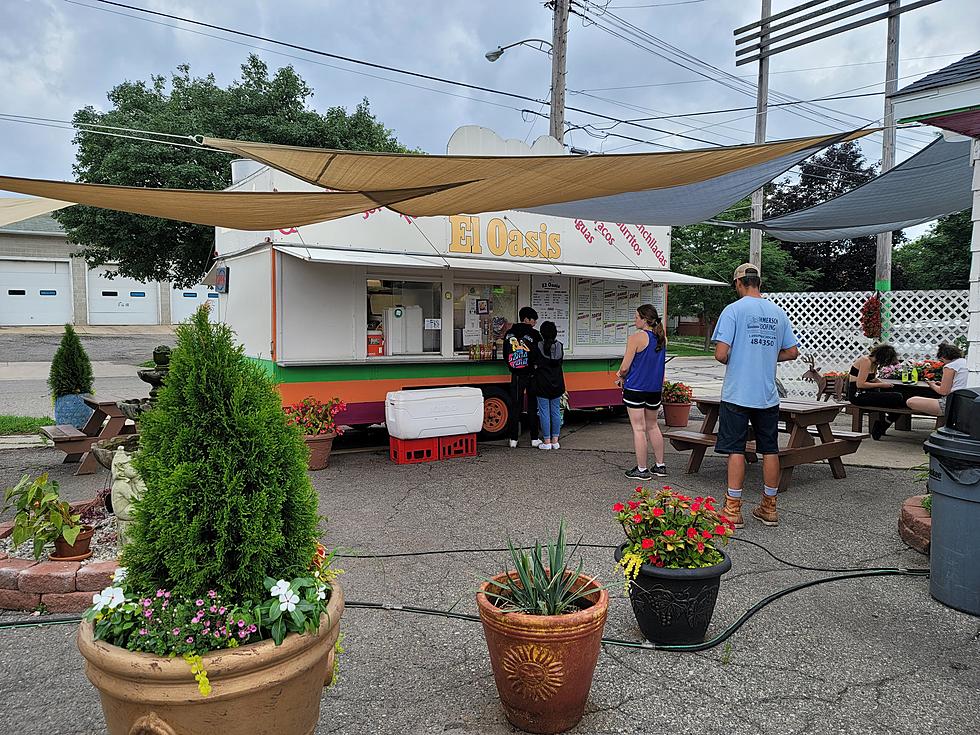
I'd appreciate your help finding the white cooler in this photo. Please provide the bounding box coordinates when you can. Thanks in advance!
[385,387,485,440]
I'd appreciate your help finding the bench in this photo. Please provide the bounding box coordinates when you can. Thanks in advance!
[41,424,99,463]
[844,404,943,433]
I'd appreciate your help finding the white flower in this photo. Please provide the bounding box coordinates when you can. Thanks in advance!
[92,586,126,612]
[112,567,128,585]
[269,579,291,598]
[316,585,327,601]
[278,590,299,613]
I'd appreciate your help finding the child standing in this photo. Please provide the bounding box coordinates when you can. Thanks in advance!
[533,321,566,450]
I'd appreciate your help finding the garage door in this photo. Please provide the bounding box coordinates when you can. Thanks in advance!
[87,267,160,325]
[0,259,74,326]
[171,285,220,323]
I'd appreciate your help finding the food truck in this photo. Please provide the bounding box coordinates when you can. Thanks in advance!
[211,159,720,439]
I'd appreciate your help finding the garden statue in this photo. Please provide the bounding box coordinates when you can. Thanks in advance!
[110,447,145,546]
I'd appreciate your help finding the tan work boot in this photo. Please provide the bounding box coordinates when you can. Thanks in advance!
[752,495,778,526]
[721,495,744,529]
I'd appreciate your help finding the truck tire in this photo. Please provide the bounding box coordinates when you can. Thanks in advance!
[480,386,513,441]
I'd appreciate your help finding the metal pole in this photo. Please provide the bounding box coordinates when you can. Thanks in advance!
[749,0,771,269]
[967,139,980,386]
[875,0,900,293]
[550,0,569,142]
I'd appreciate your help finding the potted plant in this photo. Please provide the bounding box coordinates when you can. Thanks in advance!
[661,381,694,427]
[2,473,94,560]
[613,486,734,644]
[284,396,346,470]
[476,523,608,735]
[48,324,94,428]
[75,307,344,735]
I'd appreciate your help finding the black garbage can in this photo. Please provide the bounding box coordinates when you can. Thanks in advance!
[923,388,980,617]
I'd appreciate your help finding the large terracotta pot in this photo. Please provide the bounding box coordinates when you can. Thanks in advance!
[77,582,345,735]
[662,402,692,427]
[304,433,336,471]
[476,573,608,735]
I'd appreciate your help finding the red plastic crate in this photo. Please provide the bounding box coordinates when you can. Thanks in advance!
[389,436,439,464]
[439,433,477,460]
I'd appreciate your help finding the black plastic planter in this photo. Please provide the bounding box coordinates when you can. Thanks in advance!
[615,543,731,644]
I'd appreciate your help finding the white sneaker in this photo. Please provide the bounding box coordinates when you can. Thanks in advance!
[508,440,518,448]
[531,439,543,447]
[552,442,560,449]
[538,443,553,450]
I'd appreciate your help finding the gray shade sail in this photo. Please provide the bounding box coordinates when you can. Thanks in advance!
[714,138,972,242]
[520,133,856,226]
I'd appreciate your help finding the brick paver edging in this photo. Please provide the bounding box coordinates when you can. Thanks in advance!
[898,494,931,556]
[0,498,118,613]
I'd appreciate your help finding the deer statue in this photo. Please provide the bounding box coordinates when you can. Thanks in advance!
[801,354,845,402]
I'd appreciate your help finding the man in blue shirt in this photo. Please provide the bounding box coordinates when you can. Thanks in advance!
[712,263,799,528]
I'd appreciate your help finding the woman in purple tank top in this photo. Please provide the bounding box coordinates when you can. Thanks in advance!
[615,304,667,481]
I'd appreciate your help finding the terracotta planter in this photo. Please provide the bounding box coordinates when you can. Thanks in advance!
[898,494,931,555]
[51,526,94,561]
[304,433,335,471]
[476,573,608,734]
[662,402,692,427]
[77,582,344,735]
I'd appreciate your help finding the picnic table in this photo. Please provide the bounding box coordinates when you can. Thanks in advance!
[665,396,869,492]
[844,379,942,433]
[41,395,136,475]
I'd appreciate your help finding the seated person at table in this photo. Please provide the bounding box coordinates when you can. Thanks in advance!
[906,343,968,417]
[847,343,903,440]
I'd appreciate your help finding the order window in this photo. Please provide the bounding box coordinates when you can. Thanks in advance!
[366,280,441,356]
[453,283,518,353]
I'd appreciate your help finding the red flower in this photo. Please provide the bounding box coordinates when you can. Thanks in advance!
[632,514,642,523]
[628,500,639,510]
[701,530,713,539]
[652,508,665,517]
[714,525,728,535]
[641,538,655,549]
[697,542,705,553]
[634,487,643,494]
[612,503,625,512]
[686,527,698,539]
[663,530,677,537]
[691,503,701,512]
[648,554,659,564]
[662,485,672,491]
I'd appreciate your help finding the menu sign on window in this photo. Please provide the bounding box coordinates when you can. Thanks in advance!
[574,279,665,346]
[530,276,570,345]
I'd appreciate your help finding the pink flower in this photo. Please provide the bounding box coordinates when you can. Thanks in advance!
[156,589,165,598]
[208,590,217,599]
[185,636,194,644]
[172,628,180,636]
[196,599,204,607]
[144,610,153,619]
[218,607,227,615]
[138,628,147,635]
[210,606,218,613]
[238,620,245,628]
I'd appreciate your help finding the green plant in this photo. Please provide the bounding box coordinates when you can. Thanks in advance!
[284,397,347,436]
[2,473,85,559]
[614,486,734,585]
[47,324,94,399]
[661,381,694,404]
[0,415,54,436]
[921,494,932,515]
[484,522,600,616]
[121,306,320,602]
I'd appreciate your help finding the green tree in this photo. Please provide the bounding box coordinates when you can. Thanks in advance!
[122,308,319,601]
[56,55,411,287]
[893,210,972,290]
[764,141,903,291]
[669,201,816,347]
[47,324,94,398]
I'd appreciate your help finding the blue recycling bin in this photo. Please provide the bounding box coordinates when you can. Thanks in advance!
[923,388,980,617]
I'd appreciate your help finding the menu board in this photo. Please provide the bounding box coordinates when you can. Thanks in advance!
[530,276,570,344]
[574,279,666,346]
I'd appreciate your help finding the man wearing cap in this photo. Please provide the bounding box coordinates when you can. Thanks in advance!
[712,263,799,528]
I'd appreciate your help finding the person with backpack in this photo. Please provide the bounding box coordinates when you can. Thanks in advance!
[532,321,566,450]
[503,306,542,448]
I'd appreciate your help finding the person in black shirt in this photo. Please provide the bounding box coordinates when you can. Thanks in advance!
[503,307,541,447]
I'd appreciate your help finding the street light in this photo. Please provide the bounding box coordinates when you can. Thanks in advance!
[484,38,553,63]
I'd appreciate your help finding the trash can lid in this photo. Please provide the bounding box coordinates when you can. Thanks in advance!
[943,388,980,439]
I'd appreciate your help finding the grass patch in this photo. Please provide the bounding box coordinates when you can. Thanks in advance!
[0,415,53,436]
[668,335,714,357]
[139,360,155,368]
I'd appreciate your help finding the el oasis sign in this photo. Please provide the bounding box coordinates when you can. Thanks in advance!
[449,215,562,259]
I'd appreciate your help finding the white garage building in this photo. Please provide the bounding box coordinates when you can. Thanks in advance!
[0,212,217,326]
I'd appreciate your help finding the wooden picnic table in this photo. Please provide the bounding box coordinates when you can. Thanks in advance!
[665,396,869,492]
[42,395,136,475]
[844,379,942,433]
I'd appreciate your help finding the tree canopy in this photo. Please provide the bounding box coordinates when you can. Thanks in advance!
[893,210,972,291]
[56,55,411,286]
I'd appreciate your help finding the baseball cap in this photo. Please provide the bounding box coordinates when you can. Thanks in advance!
[733,263,760,282]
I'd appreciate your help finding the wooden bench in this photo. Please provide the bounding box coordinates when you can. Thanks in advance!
[41,424,99,463]
[844,404,943,433]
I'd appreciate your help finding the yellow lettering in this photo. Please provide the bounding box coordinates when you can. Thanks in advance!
[524,228,540,258]
[509,229,527,257]
[487,218,508,256]
[547,232,562,260]
[449,215,480,254]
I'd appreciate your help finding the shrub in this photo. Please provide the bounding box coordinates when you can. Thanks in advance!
[121,307,319,602]
[47,324,93,398]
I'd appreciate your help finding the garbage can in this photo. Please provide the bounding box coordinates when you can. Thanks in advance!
[922,388,980,616]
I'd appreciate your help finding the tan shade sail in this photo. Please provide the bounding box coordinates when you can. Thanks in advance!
[203,131,871,218]
[0,196,72,227]
[0,176,454,230]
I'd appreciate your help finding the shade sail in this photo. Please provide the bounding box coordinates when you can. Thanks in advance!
[203,131,870,222]
[714,138,972,241]
[0,196,72,227]
[0,176,455,230]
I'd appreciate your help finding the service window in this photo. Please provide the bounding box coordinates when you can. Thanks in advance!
[453,283,518,353]
[366,280,441,356]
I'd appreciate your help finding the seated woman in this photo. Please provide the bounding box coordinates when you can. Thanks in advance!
[847,343,904,440]
[906,343,968,417]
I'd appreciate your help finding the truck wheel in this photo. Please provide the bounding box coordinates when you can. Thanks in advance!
[480,386,512,441]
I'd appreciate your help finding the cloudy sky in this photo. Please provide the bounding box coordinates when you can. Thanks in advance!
[1,0,977,189]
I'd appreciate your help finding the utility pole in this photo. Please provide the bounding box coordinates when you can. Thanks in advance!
[550,0,570,142]
[749,0,771,269]
[876,0,900,293]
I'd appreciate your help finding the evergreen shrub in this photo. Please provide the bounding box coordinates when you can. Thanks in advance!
[47,324,94,398]
[122,307,319,601]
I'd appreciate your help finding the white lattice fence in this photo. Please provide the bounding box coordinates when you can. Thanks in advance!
[764,289,969,398]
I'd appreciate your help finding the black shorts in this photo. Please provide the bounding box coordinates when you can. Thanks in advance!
[622,389,662,410]
[715,401,780,455]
